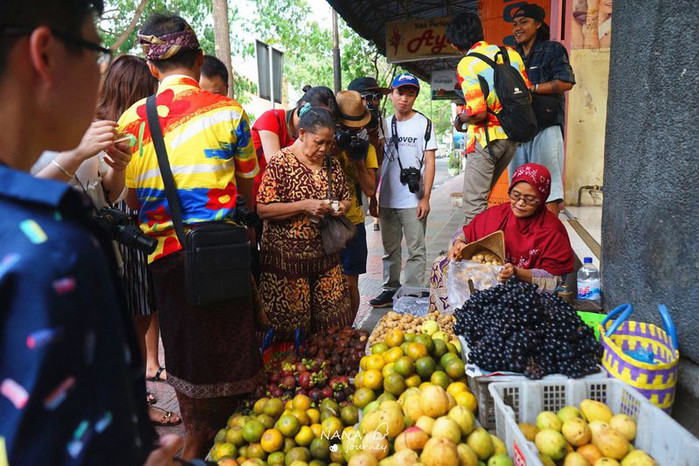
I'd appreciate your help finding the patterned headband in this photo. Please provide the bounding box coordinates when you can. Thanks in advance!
[138,24,200,61]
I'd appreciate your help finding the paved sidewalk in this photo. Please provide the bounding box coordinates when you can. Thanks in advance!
[354,171,464,332]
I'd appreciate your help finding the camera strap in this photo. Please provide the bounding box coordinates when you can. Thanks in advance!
[146,94,187,248]
[390,113,432,171]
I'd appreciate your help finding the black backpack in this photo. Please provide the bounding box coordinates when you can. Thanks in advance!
[470,46,537,144]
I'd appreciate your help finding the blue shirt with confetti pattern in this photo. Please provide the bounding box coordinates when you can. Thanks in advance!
[0,166,155,464]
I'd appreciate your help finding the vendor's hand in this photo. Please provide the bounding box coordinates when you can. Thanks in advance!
[73,120,119,162]
[499,263,516,282]
[103,141,132,171]
[448,240,467,262]
[369,195,379,218]
[143,434,183,466]
[417,197,430,220]
[305,199,333,217]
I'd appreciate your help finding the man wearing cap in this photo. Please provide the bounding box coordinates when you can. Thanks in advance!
[510,3,575,216]
[334,90,379,316]
[446,14,531,226]
[369,73,437,307]
[119,13,263,459]
[348,76,390,231]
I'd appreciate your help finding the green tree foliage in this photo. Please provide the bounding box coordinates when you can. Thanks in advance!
[99,0,454,142]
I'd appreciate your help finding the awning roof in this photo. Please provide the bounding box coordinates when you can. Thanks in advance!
[326,0,479,82]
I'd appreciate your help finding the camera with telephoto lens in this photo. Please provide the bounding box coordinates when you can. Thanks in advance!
[227,195,258,227]
[94,207,157,255]
[400,167,421,193]
[335,128,369,162]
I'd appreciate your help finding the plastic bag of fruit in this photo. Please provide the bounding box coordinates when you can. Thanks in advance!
[446,259,502,309]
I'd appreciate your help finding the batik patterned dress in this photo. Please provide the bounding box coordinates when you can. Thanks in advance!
[257,147,353,340]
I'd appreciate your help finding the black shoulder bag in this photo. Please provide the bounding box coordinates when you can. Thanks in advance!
[319,155,356,255]
[146,95,252,307]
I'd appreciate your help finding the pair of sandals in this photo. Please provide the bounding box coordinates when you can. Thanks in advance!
[146,366,181,426]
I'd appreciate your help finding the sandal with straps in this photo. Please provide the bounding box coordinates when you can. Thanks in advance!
[147,366,167,382]
[150,406,181,426]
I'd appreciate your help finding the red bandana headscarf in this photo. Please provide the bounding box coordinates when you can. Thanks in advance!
[462,163,574,276]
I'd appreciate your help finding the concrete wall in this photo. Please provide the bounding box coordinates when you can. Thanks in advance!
[564,49,609,204]
[602,0,699,362]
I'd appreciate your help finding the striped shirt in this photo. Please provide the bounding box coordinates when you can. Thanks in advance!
[456,41,531,153]
[119,75,258,263]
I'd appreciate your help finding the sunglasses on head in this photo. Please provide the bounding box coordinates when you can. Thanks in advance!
[361,92,382,103]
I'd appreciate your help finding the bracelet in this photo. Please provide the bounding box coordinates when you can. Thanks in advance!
[51,159,74,179]
[534,84,539,94]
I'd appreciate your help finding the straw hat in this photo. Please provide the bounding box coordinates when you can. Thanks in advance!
[336,90,371,128]
[459,230,506,263]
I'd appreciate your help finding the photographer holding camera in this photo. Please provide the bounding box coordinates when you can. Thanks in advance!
[347,76,390,232]
[369,74,437,308]
[333,90,379,317]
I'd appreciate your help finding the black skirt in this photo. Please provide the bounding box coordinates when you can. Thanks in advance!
[117,200,157,317]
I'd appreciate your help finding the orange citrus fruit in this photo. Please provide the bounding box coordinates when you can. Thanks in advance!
[354,371,364,388]
[447,382,469,397]
[371,342,389,354]
[292,394,311,412]
[294,425,314,446]
[254,397,269,415]
[366,354,386,371]
[430,370,450,389]
[321,416,343,439]
[241,419,265,443]
[383,373,406,396]
[353,387,376,409]
[455,391,478,412]
[382,362,396,378]
[444,358,466,379]
[306,408,320,425]
[292,409,310,426]
[276,413,300,437]
[260,428,284,452]
[363,369,383,391]
[405,374,422,388]
[383,346,404,364]
[384,329,405,347]
[406,342,428,361]
[394,356,415,377]
[310,423,322,438]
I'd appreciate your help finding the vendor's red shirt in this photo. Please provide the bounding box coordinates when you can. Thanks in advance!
[251,109,296,203]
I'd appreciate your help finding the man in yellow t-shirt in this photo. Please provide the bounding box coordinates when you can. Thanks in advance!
[334,91,379,317]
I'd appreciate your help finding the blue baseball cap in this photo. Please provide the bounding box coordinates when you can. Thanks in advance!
[391,73,420,90]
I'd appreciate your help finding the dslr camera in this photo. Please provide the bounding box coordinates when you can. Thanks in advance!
[400,167,422,194]
[94,208,157,255]
[335,128,369,162]
[227,195,258,227]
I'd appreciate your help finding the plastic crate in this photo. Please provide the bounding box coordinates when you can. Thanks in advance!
[488,378,699,466]
[458,336,607,431]
[392,285,430,316]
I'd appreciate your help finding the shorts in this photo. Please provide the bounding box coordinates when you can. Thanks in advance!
[341,222,367,276]
[509,125,565,202]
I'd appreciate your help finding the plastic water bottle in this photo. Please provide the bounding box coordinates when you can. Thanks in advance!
[577,257,601,303]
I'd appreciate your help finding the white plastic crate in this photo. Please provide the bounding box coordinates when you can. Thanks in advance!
[392,285,430,316]
[488,378,699,466]
[458,336,606,430]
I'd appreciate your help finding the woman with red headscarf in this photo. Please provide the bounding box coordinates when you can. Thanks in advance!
[448,163,574,291]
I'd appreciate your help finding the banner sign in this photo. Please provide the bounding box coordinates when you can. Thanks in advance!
[386,16,461,63]
[431,69,458,101]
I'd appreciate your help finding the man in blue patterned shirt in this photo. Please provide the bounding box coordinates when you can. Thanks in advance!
[0,0,181,464]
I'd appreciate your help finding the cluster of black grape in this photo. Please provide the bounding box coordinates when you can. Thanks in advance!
[454,278,603,379]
